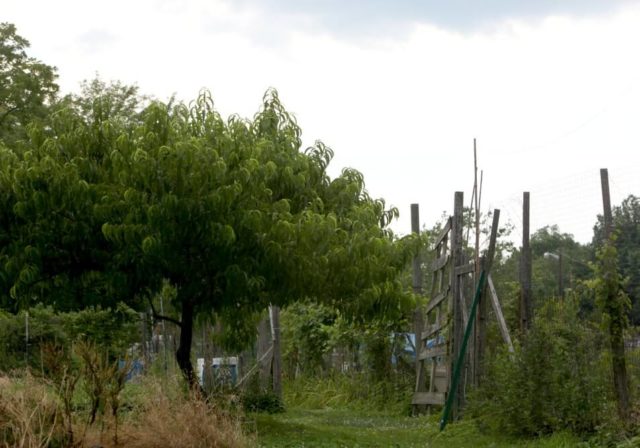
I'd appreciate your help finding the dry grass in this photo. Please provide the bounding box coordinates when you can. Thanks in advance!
[0,373,253,448]
[119,389,252,448]
[0,374,61,448]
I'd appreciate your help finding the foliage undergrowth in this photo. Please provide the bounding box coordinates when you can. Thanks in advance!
[254,407,584,448]
[470,298,613,438]
[284,372,413,414]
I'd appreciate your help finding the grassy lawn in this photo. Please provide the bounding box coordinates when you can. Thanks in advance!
[253,408,583,448]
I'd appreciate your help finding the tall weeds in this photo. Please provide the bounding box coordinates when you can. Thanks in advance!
[0,374,61,448]
[0,367,252,447]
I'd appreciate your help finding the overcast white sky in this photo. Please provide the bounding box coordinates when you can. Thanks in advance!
[5,0,640,245]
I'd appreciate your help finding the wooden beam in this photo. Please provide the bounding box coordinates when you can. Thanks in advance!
[487,274,514,353]
[419,345,447,360]
[422,321,446,340]
[475,209,500,386]
[454,263,475,276]
[425,288,449,315]
[434,218,452,248]
[412,392,445,406]
[431,254,450,272]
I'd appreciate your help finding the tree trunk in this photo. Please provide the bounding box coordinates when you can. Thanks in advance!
[176,300,197,388]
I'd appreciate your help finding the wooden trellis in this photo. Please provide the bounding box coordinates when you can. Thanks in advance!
[412,193,472,415]
[412,214,451,409]
[412,193,510,420]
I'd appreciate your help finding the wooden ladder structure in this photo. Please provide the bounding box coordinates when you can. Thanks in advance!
[412,194,510,419]
[413,215,452,408]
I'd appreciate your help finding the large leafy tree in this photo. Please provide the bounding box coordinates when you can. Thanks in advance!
[0,23,58,144]
[1,88,416,384]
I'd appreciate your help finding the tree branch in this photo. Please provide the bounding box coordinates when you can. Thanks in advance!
[0,106,20,126]
[147,295,182,327]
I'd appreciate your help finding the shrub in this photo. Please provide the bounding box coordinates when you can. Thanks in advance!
[471,297,609,436]
[241,392,284,414]
[281,302,336,377]
[0,304,140,373]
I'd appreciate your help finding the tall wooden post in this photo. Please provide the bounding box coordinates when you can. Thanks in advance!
[600,168,630,419]
[450,192,464,418]
[558,251,564,299]
[411,204,426,414]
[601,169,613,239]
[257,317,271,392]
[270,306,282,401]
[141,312,149,370]
[202,323,215,393]
[411,204,423,296]
[520,192,532,332]
[475,210,500,385]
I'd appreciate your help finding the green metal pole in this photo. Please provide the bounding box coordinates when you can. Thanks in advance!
[440,270,486,431]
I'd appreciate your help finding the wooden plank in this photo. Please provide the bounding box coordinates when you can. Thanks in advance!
[433,218,451,248]
[459,286,468,329]
[422,321,446,340]
[455,263,475,276]
[487,274,514,353]
[419,345,446,360]
[434,374,449,392]
[431,253,450,272]
[412,392,445,406]
[425,287,449,315]
[434,365,448,377]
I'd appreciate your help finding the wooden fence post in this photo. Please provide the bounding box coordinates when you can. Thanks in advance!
[257,317,271,392]
[600,168,630,419]
[450,192,464,419]
[476,210,500,383]
[270,305,282,401]
[520,192,532,332]
[411,204,426,414]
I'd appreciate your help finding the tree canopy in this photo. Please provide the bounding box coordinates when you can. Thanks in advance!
[0,85,418,383]
[0,23,58,145]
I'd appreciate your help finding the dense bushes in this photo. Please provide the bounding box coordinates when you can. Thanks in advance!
[471,298,610,436]
[0,304,140,372]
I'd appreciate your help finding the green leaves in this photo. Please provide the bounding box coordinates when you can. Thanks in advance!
[0,79,419,380]
[0,23,59,145]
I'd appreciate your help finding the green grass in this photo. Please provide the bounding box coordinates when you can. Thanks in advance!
[253,407,583,447]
